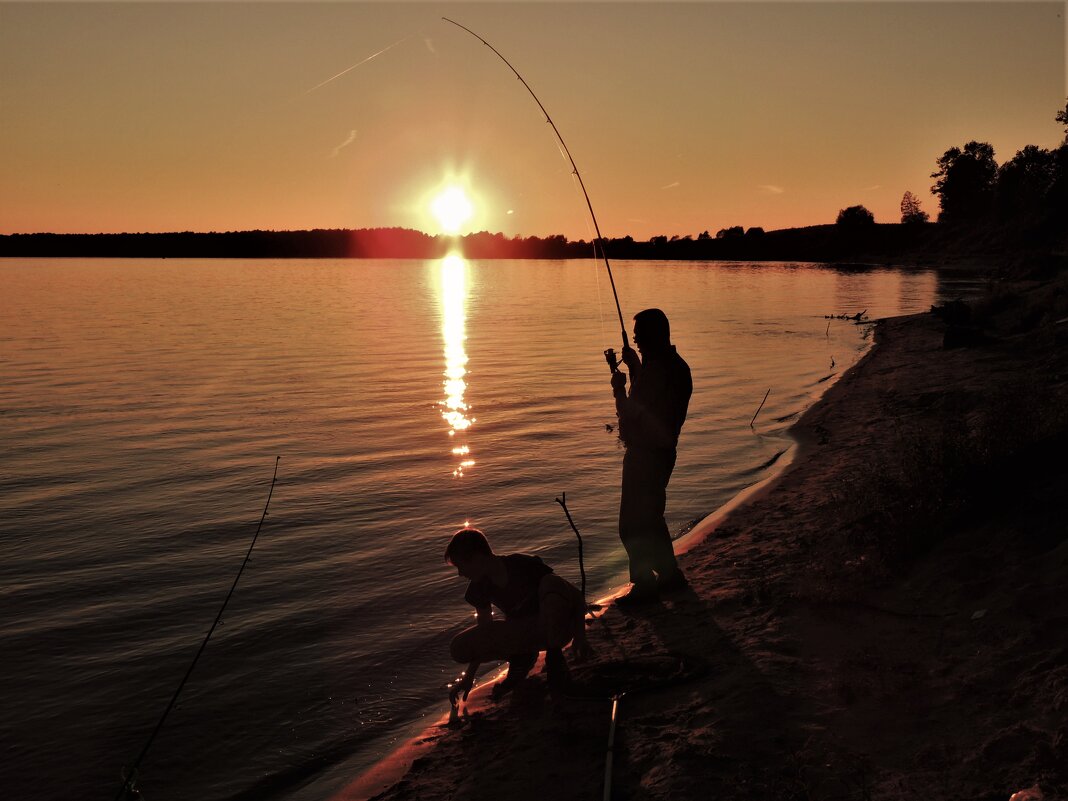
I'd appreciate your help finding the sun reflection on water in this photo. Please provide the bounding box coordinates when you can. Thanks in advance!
[439,254,475,477]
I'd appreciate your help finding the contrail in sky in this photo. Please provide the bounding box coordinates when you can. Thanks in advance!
[330,129,358,158]
[305,35,413,95]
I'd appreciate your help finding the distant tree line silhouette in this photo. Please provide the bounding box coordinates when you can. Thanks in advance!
[4,100,1064,263]
[0,228,441,259]
[1,224,946,262]
[0,228,599,260]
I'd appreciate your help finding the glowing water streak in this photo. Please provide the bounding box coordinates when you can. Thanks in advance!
[439,254,475,477]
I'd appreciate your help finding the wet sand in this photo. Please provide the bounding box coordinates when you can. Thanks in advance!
[340,280,1068,801]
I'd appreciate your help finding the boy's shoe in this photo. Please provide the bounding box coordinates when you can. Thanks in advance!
[490,673,527,700]
[544,648,572,696]
[491,652,538,699]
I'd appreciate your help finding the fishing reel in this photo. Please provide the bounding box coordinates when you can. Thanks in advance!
[604,348,622,373]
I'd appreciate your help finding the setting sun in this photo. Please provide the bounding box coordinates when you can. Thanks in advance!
[430,186,474,234]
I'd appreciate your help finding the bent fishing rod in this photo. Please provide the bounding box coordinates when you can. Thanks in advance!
[442,17,629,364]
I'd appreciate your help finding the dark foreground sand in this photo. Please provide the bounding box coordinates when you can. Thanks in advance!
[340,276,1068,801]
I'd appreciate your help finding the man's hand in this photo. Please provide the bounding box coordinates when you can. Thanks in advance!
[621,344,640,373]
[610,370,627,393]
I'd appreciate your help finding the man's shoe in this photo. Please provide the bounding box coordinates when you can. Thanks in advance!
[615,582,659,608]
[657,570,689,593]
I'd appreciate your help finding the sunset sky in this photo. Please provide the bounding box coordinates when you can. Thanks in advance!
[1,1,1064,239]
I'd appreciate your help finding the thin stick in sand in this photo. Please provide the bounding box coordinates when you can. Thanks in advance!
[554,492,587,606]
[750,388,771,428]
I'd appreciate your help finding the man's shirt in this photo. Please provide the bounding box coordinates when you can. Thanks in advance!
[619,346,692,450]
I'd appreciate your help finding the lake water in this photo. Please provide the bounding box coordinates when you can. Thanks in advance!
[0,258,961,801]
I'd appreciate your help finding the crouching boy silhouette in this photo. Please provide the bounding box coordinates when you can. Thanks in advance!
[446,527,590,704]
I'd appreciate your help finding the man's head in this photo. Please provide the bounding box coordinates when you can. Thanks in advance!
[445,527,494,579]
[633,308,671,354]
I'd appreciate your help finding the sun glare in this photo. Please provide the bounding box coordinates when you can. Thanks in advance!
[430,186,474,234]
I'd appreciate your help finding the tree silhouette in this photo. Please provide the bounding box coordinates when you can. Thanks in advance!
[899,191,929,224]
[1057,97,1068,143]
[1050,149,1068,212]
[836,205,875,226]
[996,145,1056,220]
[931,141,997,224]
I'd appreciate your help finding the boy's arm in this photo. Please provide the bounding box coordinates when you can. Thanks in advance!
[611,370,627,408]
[450,605,492,704]
[451,661,481,704]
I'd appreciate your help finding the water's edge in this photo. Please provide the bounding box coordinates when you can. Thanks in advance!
[323,330,878,801]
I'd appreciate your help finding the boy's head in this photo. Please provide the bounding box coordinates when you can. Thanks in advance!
[445,527,493,578]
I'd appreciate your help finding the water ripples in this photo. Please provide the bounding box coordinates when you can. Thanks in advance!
[0,257,964,801]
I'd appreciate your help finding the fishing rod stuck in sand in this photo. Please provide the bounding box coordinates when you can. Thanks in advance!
[113,457,281,801]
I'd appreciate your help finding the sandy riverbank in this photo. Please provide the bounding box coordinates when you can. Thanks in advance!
[338,274,1068,801]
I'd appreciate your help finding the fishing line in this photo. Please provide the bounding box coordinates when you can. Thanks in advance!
[113,457,281,801]
[593,256,608,346]
[569,170,609,344]
[441,17,629,349]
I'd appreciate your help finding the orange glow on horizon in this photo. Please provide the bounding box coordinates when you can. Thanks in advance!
[1,4,1062,238]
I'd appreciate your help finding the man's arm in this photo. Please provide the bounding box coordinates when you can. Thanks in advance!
[618,360,685,449]
[612,345,644,420]
[611,369,629,418]
[621,344,641,377]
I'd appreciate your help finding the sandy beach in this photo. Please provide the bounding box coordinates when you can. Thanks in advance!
[342,272,1068,801]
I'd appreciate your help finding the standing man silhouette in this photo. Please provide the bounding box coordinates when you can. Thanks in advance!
[610,308,692,606]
